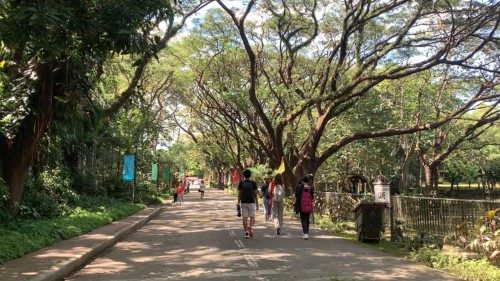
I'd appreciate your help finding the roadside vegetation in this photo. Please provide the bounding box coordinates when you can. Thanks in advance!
[0,197,144,264]
[1,0,498,278]
[314,208,500,281]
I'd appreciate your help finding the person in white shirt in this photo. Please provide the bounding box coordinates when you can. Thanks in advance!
[199,180,205,198]
[271,173,285,235]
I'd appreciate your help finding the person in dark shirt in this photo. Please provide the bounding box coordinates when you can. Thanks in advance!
[238,169,259,238]
[260,177,271,221]
[294,176,315,239]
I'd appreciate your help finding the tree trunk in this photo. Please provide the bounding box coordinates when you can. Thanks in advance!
[431,165,439,193]
[401,160,410,194]
[422,164,432,196]
[2,142,35,214]
[0,63,59,215]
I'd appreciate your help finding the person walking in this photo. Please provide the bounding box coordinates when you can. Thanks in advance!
[238,169,259,238]
[294,176,314,240]
[271,173,285,235]
[177,183,185,205]
[172,182,179,204]
[199,180,205,199]
[260,177,271,221]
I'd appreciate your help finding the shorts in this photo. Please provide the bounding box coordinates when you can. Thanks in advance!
[240,203,256,217]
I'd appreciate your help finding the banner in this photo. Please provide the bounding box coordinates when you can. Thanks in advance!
[122,155,135,182]
[163,168,170,182]
[276,158,285,174]
[231,169,239,185]
[151,163,158,182]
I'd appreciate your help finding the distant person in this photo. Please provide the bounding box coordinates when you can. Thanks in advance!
[267,178,276,220]
[199,180,205,198]
[238,169,259,238]
[271,173,285,235]
[260,177,271,221]
[172,183,178,204]
[186,180,191,193]
[177,183,185,205]
[294,176,314,240]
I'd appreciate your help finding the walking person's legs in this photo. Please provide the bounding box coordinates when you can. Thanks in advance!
[242,216,249,237]
[241,203,256,238]
[272,202,281,234]
[263,198,269,221]
[300,212,310,239]
[278,202,284,233]
[248,204,256,238]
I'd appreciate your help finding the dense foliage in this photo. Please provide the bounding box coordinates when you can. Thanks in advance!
[0,198,144,264]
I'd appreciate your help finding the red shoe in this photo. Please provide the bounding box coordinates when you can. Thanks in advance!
[247,226,254,238]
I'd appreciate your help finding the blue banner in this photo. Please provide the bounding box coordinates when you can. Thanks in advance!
[123,155,135,182]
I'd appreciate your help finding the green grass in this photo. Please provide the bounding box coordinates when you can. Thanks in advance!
[315,215,407,256]
[410,247,500,281]
[0,200,144,264]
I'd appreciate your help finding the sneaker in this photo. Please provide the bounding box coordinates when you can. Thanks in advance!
[303,233,309,240]
[245,232,250,239]
[247,226,254,238]
[276,228,281,235]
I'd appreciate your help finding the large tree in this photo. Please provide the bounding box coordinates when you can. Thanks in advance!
[0,0,213,214]
[204,0,499,190]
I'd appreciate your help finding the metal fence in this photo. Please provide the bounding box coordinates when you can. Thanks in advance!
[316,192,500,236]
[392,196,500,235]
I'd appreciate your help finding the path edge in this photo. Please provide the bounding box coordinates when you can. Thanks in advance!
[31,207,164,281]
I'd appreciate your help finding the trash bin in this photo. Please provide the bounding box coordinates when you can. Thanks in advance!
[354,202,386,243]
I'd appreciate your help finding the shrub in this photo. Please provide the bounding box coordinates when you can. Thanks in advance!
[405,231,444,251]
[71,171,96,195]
[466,209,500,264]
[0,177,10,222]
[0,199,144,264]
[20,184,61,219]
[316,215,352,234]
[411,247,500,281]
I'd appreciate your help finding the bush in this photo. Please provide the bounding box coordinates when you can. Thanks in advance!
[466,209,500,264]
[20,184,61,219]
[404,231,444,251]
[0,199,144,264]
[136,182,164,205]
[316,215,352,234]
[71,171,96,195]
[411,247,500,281]
[20,167,81,218]
[0,177,10,222]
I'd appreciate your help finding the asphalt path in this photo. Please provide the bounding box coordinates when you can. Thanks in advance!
[67,189,456,281]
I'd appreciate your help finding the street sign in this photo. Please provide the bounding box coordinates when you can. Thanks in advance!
[373,180,390,205]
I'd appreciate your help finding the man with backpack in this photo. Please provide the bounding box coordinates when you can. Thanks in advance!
[294,175,314,240]
[238,169,259,238]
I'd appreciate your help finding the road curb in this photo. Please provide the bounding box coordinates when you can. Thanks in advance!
[31,207,164,281]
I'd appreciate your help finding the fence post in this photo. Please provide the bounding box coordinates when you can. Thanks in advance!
[390,194,395,241]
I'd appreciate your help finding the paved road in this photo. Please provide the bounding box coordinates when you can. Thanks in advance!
[67,190,456,281]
